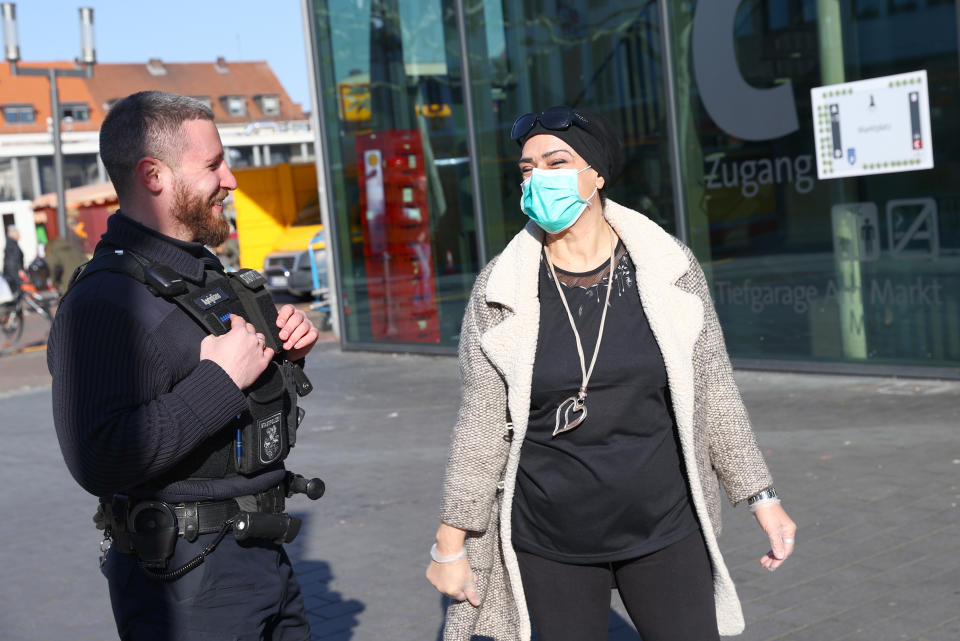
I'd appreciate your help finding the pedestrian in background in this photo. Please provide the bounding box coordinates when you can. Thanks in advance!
[427,106,797,641]
[3,225,25,296]
[48,91,319,641]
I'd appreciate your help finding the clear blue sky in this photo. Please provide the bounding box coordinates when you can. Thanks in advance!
[10,0,312,111]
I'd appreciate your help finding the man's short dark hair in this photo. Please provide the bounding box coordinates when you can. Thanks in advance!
[99,91,214,199]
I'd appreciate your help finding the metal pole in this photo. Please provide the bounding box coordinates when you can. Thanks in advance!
[300,0,342,338]
[656,0,689,244]
[454,0,487,266]
[48,68,68,240]
[2,3,95,243]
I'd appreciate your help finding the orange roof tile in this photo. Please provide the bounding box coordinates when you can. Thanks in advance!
[0,61,99,135]
[0,58,305,135]
[85,60,306,124]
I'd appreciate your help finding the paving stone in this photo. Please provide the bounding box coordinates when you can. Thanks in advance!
[736,615,801,641]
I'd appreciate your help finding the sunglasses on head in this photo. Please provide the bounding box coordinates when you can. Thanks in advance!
[510,106,595,142]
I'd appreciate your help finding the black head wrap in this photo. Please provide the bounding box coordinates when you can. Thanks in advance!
[515,107,623,185]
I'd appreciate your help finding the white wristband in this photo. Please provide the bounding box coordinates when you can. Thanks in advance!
[430,542,466,563]
[749,497,782,513]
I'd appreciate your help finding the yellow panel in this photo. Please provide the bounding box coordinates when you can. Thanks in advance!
[233,162,323,270]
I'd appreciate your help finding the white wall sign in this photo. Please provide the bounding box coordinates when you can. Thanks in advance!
[811,70,934,180]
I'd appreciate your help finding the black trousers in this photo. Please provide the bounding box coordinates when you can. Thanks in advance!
[516,530,720,641]
[102,532,310,641]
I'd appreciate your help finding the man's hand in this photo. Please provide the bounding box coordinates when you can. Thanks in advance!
[275,304,319,361]
[200,315,274,389]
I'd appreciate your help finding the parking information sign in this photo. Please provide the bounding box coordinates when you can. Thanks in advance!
[811,70,934,180]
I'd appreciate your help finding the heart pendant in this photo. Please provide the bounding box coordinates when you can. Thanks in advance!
[552,395,587,437]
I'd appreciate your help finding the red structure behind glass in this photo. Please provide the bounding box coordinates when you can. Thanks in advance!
[356,130,440,343]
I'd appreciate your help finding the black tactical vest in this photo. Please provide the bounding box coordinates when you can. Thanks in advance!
[66,247,313,481]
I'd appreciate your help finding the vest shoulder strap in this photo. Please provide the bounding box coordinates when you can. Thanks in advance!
[63,248,234,337]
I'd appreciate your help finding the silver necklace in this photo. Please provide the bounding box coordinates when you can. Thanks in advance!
[544,230,616,437]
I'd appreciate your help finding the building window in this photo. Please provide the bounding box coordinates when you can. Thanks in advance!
[222,96,247,117]
[258,94,281,117]
[60,103,91,122]
[3,105,35,124]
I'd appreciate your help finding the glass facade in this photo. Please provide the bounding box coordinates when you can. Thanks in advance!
[307,0,960,375]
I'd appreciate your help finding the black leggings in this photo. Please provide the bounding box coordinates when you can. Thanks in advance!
[516,531,720,641]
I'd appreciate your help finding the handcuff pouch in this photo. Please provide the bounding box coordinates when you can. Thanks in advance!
[127,501,178,569]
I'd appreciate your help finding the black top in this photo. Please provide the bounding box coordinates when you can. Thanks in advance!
[48,212,287,502]
[511,244,698,563]
[3,237,23,289]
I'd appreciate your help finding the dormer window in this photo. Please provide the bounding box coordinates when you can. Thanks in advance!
[257,94,280,117]
[221,96,247,118]
[3,104,35,124]
[60,103,91,122]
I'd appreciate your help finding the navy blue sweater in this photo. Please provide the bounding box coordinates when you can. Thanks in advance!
[48,213,286,501]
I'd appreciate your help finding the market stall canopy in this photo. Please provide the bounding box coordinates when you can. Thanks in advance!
[31,181,117,211]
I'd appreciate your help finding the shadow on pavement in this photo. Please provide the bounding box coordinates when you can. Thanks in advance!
[287,511,365,640]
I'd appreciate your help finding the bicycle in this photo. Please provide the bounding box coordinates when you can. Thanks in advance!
[0,276,56,355]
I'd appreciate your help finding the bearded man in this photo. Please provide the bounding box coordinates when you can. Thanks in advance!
[47,91,318,640]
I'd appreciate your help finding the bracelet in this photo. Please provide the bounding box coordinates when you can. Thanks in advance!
[748,497,781,513]
[430,542,466,563]
[747,487,778,506]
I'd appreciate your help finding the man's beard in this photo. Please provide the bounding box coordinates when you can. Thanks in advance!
[172,180,231,247]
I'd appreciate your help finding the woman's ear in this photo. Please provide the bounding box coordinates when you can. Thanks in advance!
[596,174,605,191]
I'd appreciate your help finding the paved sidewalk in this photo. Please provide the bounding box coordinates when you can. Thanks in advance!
[0,345,957,640]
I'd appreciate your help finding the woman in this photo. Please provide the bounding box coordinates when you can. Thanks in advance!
[426,106,796,641]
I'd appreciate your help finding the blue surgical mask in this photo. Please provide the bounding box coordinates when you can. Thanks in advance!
[520,166,597,234]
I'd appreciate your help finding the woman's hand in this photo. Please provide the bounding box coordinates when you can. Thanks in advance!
[753,503,797,571]
[426,523,480,606]
[426,556,480,606]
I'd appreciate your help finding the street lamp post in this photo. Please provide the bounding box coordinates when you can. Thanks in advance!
[1,3,95,241]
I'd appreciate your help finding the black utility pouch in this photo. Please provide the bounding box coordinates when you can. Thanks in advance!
[233,512,302,544]
[243,362,290,473]
[281,362,308,447]
[127,501,178,569]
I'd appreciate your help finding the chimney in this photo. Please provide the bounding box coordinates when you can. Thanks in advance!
[146,58,166,75]
[215,57,229,74]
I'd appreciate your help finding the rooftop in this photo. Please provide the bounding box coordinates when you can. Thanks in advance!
[0,58,305,136]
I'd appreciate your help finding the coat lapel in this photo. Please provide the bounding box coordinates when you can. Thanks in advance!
[479,222,543,437]
[602,202,704,436]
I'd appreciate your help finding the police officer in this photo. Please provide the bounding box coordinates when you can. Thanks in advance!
[48,91,319,640]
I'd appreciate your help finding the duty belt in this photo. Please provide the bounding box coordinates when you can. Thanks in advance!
[174,499,242,541]
[100,485,288,551]
[94,474,322,581]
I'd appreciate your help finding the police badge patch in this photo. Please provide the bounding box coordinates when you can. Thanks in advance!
[258,412,283,464]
